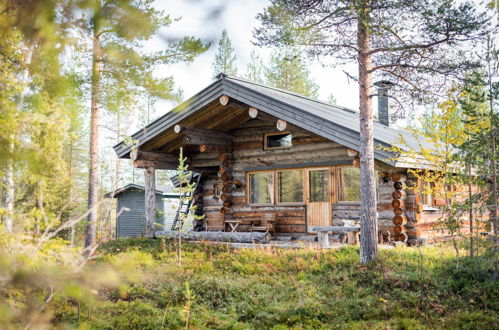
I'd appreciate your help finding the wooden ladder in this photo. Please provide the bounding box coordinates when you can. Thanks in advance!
[170,171,202,231]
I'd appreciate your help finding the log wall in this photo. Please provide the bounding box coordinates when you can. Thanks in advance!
[189,119,374,233]
[187,118,483,240]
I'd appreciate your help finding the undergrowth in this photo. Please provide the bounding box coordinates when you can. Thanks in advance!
[67,239,498,329]
[1,237,497,329]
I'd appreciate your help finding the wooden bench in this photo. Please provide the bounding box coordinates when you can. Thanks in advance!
[309,226,360,247]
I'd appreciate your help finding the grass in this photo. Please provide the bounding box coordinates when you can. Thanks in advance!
[47,238,498,329]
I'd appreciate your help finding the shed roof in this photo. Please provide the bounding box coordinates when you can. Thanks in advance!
[113,74,428,167]
[104,183,178,198]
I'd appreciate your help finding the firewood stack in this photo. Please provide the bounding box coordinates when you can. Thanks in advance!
[391,173,408,243]
[218,151,233,217]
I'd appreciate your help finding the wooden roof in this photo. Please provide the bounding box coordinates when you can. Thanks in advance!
[114,74,426,167]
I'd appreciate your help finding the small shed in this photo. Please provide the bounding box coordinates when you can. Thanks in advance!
[105,183,179,238]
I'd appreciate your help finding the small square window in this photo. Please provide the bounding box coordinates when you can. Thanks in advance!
[265,133,292,149]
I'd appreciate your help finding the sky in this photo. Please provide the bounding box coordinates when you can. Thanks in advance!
[151,0,360,113]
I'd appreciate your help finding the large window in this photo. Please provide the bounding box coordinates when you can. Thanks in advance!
[265,133,292,149]
[249,172,274,205]
[337,167,361,202]
[277,170,303,204]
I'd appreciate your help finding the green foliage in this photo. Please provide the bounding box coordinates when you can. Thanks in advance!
[265,47,319,98]
[35,239,499,329]
[212,29,238,78]
[245,48,265,83]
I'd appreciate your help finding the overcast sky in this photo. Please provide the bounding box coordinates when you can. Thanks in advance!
[152,0,360,112]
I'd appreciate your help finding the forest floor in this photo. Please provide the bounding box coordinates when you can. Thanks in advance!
[2,237,498,329]
[50,238,498,329]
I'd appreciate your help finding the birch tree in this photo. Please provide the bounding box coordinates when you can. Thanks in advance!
[255,0,488,263]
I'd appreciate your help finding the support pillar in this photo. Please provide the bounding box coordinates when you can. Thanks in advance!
[144,166,156,236]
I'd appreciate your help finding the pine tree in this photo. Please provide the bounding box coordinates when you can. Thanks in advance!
[245,48,264,83]
[265,47,319,97]
[212,29,238,78]
[75,0,208,251]
[255,0,487,263]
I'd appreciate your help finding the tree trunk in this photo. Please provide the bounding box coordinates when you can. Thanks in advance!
[487,50,497,279]
[357,3,378,264]
[144,166,156,236]
[468,162,474,257]
[85,21,102,252]
[3,143,14,232]
[159,231,272,244]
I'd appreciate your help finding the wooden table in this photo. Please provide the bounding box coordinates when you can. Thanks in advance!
[224,219,259,232]
[225,220,242,232]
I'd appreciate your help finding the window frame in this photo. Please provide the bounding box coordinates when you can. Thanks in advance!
[246,170,275,206]
[264,132,293,150]
[276,169,305,205]
[335,165,362,204]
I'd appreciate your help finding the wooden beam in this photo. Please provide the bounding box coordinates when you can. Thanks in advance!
[144,167,156,237]
[133,159,178,170]
[199,145,230,153]
[174,125,232,139]
[130,150,177,163]
[174,125,232,146]
[183,135,232,146]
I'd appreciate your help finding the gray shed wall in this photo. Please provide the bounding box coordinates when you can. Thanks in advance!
[116,191,169,238]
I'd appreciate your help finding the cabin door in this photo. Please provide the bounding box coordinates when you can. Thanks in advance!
[305,168,331,231]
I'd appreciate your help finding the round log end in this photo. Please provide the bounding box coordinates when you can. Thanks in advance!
[395,232,408,242]
[276,119,287,131]
[393,225,403,235]
[219,95,229,105]
[249,107,258,118]
[392,215,407,226]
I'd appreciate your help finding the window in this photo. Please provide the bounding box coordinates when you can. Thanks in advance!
[277,170,303,203]
[265,133,292,149]
[421,180,433,207]
[337,167,361,202]
[309,169,329,202]
[249,172,274,205]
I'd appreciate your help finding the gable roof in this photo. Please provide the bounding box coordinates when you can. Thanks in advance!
[104,183,178,198]
[113,74,424,167]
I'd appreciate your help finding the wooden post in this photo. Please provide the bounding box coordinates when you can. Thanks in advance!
[144,166,156,237]
[317,231,329,248]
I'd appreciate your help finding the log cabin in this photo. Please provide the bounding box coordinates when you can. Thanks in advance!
[113,74,479,244]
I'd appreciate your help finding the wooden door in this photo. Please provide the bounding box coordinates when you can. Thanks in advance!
[306,168,331,231]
